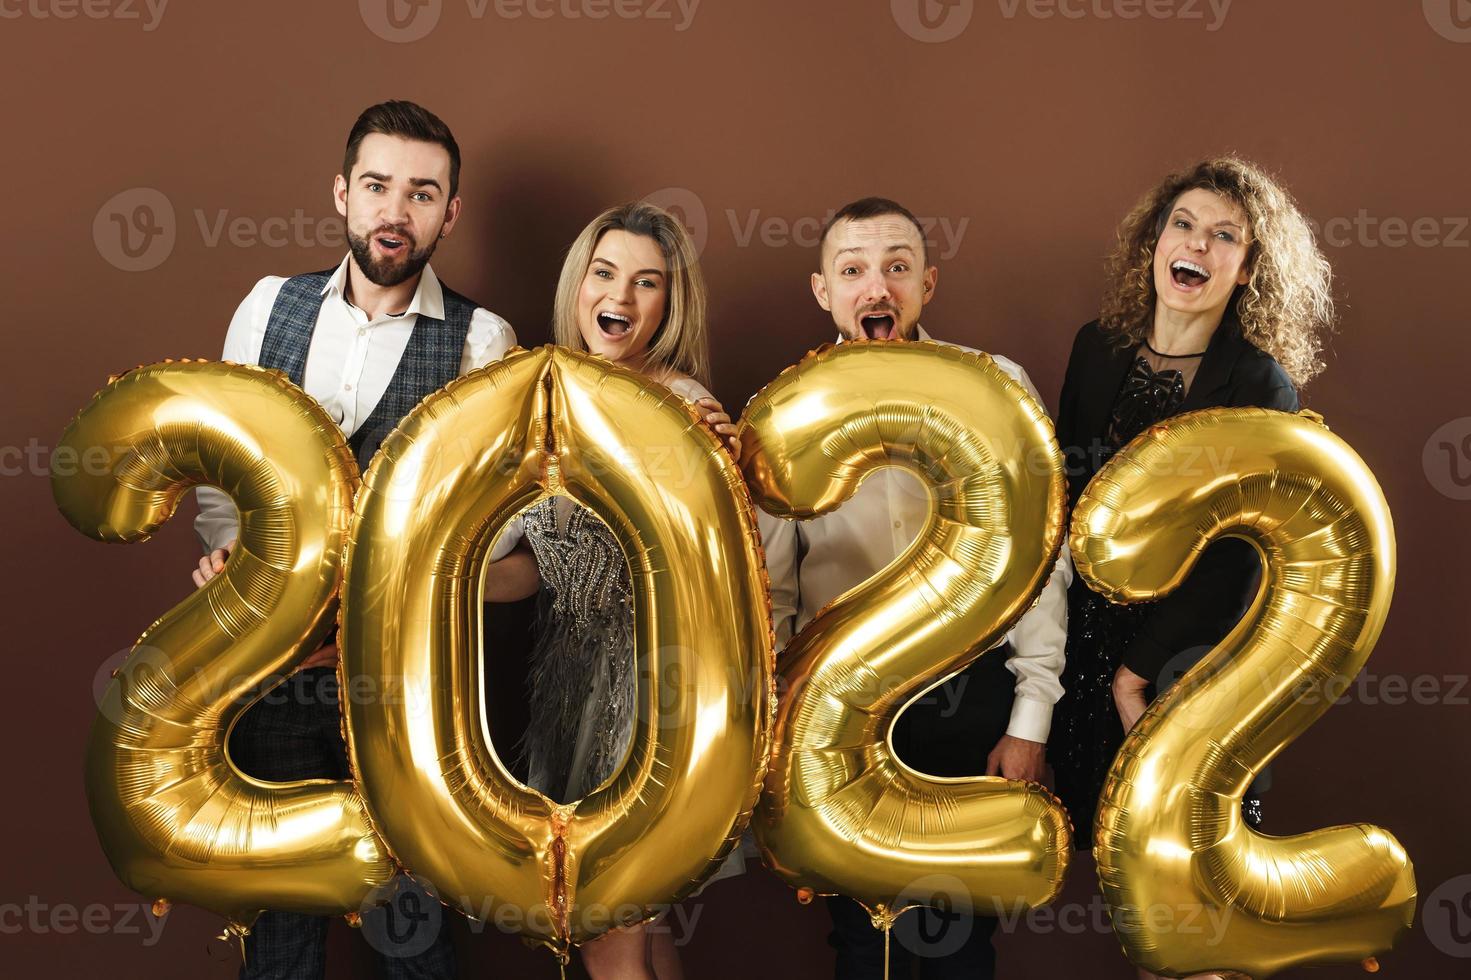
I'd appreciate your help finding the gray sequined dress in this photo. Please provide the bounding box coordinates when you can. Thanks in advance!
[518,496,637,802]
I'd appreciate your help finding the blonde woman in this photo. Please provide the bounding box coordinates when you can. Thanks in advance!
[484,202,739,979]
[1045,158,1335,980]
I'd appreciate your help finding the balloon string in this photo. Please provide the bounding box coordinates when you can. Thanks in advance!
[883,921,890,980]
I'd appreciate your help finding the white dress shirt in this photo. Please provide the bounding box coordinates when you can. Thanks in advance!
[194,255,518,552]
[759,326,1072,743]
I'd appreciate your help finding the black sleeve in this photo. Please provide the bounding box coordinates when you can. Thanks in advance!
[1056,322,1097,508]
[1120,537,1263,686]
[1122,354,1296,687]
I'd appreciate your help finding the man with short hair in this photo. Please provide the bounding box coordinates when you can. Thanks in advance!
[191,100,516,979]
[761,197,1071,979]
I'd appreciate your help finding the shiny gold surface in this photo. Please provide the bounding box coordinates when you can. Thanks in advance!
[736,341,1072,922]
[1073,408,1416,978]
[54,361,394,930]
[341,347,773,954]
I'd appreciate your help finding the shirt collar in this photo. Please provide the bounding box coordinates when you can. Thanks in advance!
[322,254,445,321]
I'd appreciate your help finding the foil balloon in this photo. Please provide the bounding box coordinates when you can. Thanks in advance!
[737,341,1072,926]
[52,361,396,933]
[1073,408,1416,978]
[341,346,773,957]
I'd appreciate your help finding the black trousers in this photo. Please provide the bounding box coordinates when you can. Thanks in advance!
[227,668,457,980]
[827,650,1015,979]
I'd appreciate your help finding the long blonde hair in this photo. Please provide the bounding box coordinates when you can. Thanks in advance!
[552,202,711,387]
[1100,157,1335,387]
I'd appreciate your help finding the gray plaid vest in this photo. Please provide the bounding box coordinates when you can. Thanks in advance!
[258,268,475,470]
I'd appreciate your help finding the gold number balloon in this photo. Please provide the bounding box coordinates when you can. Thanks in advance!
[736,341,1072,926]
[1073,408,1416,978]
[52,361,396,932]
[341,347,773,956]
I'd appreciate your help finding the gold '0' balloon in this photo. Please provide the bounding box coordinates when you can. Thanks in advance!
[341,346,773,956]
[736,341,1072,924]
[52,361,396,930]
[1074,408,1416,978]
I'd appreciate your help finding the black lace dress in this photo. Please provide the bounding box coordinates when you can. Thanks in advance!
[1048,346,1265,843]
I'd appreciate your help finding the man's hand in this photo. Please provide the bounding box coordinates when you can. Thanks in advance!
[1112,664,1150,732]
[191,538,237,589]
[985,734,1047,782]
[696,396,742,458]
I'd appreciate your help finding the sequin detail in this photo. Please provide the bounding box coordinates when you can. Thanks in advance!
[518,498,635,804]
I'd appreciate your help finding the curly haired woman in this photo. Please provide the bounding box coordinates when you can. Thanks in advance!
[1046,159,1335,980]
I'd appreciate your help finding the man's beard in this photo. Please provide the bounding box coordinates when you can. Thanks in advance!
[347,225,439,288]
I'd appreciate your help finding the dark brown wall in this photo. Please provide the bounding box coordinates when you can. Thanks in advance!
[4,1,1469,976]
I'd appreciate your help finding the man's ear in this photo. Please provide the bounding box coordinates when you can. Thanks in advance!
[333,174,348,219]
[440,196,463,238]
[921,265,938,306]
[811,271,831,312]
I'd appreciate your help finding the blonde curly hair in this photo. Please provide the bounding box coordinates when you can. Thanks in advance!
[1100,157,1334,387]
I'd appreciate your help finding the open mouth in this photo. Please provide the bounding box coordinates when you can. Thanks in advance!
[860,313,897,340]
[596,311,634,339]
[1170,259,1211,290]
[374,233,410,255]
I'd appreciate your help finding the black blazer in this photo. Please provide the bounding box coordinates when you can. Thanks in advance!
[1055,316,1299,686]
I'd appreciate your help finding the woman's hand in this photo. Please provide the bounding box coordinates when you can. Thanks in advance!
[1112,665,1151,732]
[696,396,742,458]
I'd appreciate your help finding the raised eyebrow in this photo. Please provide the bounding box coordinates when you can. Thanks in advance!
[358,171,391,183]
[408,177,443,192]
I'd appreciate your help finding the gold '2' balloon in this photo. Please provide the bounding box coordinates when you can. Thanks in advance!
[1073,408,1416,978]
[52,361,396,932]
[341,346,773,957]
[737,341,1072,926]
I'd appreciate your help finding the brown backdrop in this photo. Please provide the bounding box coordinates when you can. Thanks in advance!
[4,1,1470,976]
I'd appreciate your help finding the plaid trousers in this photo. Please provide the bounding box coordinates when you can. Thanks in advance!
[228,667,457,980]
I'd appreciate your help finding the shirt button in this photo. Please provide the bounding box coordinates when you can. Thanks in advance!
[344,384,353,391]
[893,521,902,529]
[358,327,367,337]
